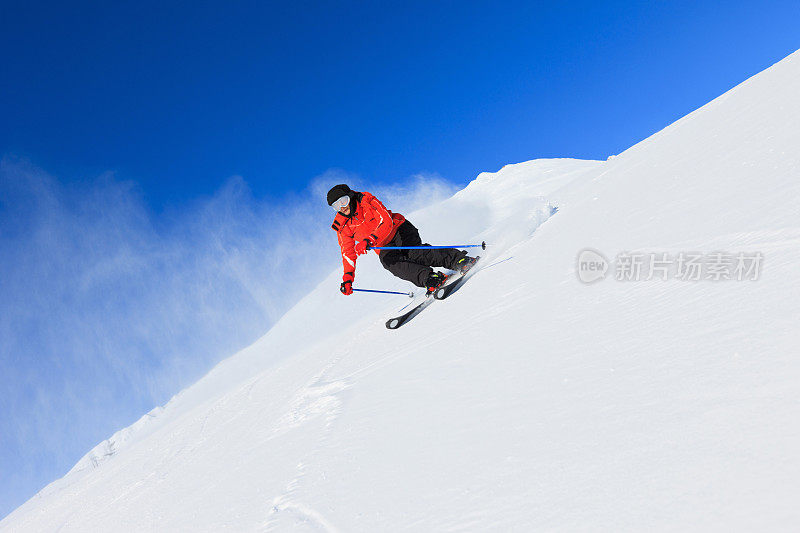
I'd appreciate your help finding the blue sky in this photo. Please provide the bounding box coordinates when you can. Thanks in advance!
[1,0,798,520]
[4,1,798,207]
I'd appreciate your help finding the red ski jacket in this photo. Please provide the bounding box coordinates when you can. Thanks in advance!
[331,191,405,283]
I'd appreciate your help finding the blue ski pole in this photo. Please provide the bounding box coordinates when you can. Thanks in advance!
[353,288,414,298]
[368,240,487,251]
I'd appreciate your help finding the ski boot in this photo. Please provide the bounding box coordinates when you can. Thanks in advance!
[425,271,449,296]
[454,255,478,275]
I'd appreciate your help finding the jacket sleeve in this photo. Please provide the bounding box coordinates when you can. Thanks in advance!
[336,225,357,283]
[365,193,396,245]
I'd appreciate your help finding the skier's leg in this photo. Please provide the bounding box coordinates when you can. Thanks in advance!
[379,249,431,287]
[400,220,467,270]
[375,221,431,287]
[394,220,424,247]
[413,247,467,270]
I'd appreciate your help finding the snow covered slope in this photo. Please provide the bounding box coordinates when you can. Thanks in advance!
[4,50,800,531]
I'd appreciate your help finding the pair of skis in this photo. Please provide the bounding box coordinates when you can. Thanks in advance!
[385,257,480,329]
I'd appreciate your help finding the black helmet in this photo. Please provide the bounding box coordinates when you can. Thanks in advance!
[327,184,361,217]
[326,184,352,206]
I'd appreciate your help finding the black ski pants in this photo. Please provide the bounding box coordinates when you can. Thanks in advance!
[378,221,466,287]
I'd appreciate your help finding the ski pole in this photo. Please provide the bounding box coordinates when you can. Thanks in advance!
[368,240,487,251]
[353,288,414,298]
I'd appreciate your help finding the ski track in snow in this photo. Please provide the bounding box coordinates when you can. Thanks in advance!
[266,497,340,532]
[263,251,523,530]
[265,353,354,530]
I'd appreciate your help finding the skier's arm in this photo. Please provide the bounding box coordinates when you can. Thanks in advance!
[337,226,357,285]
[366,195,395,245]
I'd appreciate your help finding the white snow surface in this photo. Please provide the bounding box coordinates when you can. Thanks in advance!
[4,50,800,531]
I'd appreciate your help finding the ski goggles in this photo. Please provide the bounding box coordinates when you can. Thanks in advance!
[331,195,350,211]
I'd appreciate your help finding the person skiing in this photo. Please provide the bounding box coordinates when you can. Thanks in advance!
[327,184,477,296]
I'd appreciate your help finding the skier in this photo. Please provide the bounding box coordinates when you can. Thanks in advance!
[327,184,477,296]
